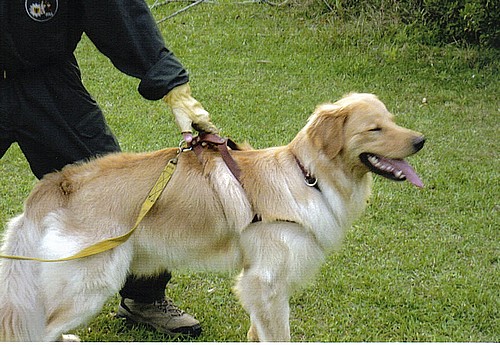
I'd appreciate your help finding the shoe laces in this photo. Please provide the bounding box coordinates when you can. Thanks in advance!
[153,299,185,317]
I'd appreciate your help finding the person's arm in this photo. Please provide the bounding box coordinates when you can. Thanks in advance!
[82,0,217,139]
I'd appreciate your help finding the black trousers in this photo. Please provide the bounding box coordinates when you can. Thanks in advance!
[0,59,170,303]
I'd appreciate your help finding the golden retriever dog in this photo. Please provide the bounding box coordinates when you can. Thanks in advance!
[0,93,425,341]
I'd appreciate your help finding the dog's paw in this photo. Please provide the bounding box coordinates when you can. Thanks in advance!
[247,324,259,342]
[57,334,81,342]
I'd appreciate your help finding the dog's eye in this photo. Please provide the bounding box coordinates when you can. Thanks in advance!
[369,127,382,132]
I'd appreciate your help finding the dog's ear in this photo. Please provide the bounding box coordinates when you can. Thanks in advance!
[306,104,347,159]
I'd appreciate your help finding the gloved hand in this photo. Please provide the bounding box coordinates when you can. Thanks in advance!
[163,83,219,143]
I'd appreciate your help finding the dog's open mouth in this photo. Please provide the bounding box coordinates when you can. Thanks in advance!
[360,153,423,188]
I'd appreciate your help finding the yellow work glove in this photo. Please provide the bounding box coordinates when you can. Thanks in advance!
[163,83,219,143]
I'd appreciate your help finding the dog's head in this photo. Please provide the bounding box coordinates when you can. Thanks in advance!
[305,93,425,187]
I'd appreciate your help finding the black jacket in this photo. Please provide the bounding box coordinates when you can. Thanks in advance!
[0,0,189,100]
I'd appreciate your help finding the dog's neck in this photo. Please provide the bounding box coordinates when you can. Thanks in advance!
[289,135,372,218]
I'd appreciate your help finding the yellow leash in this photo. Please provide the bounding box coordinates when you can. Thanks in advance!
[0,156,179,263]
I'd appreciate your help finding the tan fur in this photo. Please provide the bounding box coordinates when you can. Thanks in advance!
[0,93,424,341]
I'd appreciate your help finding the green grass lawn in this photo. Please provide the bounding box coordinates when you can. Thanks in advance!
[0,1,498,342]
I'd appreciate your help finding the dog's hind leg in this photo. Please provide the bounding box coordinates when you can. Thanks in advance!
[234,222,325,341]
[43,286,111,342]
[40,246,131,341]
[0,215,45,341]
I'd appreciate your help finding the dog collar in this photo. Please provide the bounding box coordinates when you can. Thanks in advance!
[294,156,319,190]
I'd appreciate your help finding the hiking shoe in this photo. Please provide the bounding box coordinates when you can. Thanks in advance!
[117,298,201,337]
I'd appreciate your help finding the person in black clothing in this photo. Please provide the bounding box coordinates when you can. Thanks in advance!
[0,0,219,337]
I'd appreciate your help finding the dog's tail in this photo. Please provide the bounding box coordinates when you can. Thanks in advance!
[0,214,45,341]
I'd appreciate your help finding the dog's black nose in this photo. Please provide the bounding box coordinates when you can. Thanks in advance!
[413,136,426,152]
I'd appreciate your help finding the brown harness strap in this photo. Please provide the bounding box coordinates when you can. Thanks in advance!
[190,133,242,182]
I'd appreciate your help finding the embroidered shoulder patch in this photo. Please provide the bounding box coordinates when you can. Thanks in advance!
[25,0,58,22]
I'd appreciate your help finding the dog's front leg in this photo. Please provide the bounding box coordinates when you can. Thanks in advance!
[236,265,291,342]
[235,222,314,341]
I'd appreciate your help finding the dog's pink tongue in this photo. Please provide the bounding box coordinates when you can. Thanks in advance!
[388,158,424,188]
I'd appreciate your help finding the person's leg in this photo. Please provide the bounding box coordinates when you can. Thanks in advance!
[0,131,13,162]
[120,273,172,303]
[9,59,200,336]
[16,109,119,178]
[0,78,16,163]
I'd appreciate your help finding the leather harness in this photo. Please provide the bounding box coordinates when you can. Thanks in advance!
[190,133,242,183]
